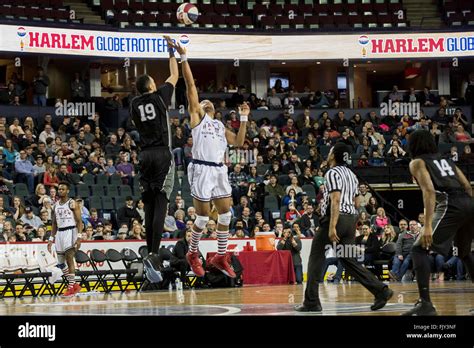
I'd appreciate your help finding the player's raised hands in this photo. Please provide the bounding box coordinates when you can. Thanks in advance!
[164,36,187,55]
[238,102,250,117]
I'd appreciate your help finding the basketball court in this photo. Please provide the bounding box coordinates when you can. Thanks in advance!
[2,282,472,316]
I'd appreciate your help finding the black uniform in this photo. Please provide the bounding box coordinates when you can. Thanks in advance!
[304,165,387,308]
[413,154,474,258]
[130,82,175,198]
[130,82,175,254]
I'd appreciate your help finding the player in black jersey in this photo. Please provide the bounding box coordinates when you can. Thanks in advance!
[130,36,178,281]
[405,130,474,315]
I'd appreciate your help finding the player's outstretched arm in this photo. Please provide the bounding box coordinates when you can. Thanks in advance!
[409,158,435,248]
[167,40,203,128]
[163,36,179,87]
[225,102,249,147]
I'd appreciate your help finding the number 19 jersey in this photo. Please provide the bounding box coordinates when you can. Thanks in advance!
[130,82,174,149]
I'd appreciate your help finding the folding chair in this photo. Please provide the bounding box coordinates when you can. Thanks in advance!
[105,249,139,292]
[90,249,113,292]
[23,252,55,297]
[138,245,148,260]
[74,250,96,292]
[121,248,143,291]
[37,251,63,295]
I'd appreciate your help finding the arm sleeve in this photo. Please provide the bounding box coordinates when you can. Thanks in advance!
[158,82,174,106]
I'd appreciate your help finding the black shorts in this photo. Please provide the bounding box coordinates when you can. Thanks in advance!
[138,147,174,200]
[414,192,474,257]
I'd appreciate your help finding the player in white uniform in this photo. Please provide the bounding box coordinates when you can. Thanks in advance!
[168,41,248,278]
[47,182,83,296]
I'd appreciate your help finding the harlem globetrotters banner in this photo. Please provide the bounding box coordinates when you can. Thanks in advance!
[1,24,474,60]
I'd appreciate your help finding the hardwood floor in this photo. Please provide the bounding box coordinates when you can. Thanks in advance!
[1,281,472,316]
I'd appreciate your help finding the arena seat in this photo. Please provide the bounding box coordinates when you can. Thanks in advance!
[90,249,114,293]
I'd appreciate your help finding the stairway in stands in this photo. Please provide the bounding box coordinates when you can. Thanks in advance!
[404,0,444,29]
[63,0,104,25]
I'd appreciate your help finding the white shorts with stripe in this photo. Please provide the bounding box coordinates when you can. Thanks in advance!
[55,227,78,254]
[188,162,232,202]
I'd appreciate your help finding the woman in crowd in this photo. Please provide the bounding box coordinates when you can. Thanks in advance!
[454,124,474,143]
[23,117,37,136]
[12,195,25,221]
[248,165,263,184]
[43,165,59,190]
[286,176,303,195]
[372,207,391,235]
[365,196,379,216]
[356,211,371,230]
[355,224,380,266]
[29,183,49,209]
[282,188,298,208]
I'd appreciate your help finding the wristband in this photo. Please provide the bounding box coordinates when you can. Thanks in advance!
[48,236,54,242]
[180,54,187,63]
[240,115,248,122]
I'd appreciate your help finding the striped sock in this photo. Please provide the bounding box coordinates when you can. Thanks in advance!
[217,230,228,255]
[61,267,69,285]
[67,273,75,288]
[189,228,202,253]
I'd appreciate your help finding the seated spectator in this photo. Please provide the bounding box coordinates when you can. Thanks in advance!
[116,152,135,185]
[14,223,30,242]
[87,208,103,229]
[105,134,121,161]
[248,166,263,184]
[104,158,117,176]
[277,227,303,284]
[174,209,186,232]
[43,165,59,190]
[429,251,446,281]
[356,211,371,230]
[282,189,298,209]
[266,88,282,109]
[444,245,465,281]
[129,224,145,240]
[117,196,141,228]
[386,144,407,163]
[283,91,301,108]
[454,125,473,143]
[20,206,43,230]
[285,176,303,195]
[285,203,302,225]
[460,145,474,163]
[15,150,36,194]
[135,199,145,223]
[368,150,386,167]
[28,184,48,209]
[265,174,285,201]
[365,196,379,216]
[419,86,435,106]
[453,108,468,128]
[389,220,419,281]
[380,225,398,247]
[12,195,26,221]
[355,224,380,266]
[371,207,391,235]
[170,230,193,283]
[163,215,178,239]
[186,207,197,223]
[57,163,77,186]
[229,164,248,204]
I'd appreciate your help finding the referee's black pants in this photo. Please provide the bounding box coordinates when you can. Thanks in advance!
[304,214,387,307]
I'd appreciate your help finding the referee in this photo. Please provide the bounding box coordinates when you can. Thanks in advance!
[295,142,393,312]
[130,36,178,278]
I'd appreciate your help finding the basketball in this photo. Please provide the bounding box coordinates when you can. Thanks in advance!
[176,3,199,25]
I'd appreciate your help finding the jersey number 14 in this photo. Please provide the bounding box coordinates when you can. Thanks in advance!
[433,159,455,177]
[138,103,156,122]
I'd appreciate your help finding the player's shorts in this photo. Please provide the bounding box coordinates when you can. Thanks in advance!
[55,226,78,254]
[187,159,232,202]
[413,191,474,257]
[139,146,175,200]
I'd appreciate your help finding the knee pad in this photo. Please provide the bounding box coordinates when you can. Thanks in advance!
[194,215,209,230]
[217,211,232,226]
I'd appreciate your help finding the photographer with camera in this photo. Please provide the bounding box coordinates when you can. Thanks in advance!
[277,227,303,284]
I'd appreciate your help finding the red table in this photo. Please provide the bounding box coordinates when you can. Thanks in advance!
[207,250,296,286]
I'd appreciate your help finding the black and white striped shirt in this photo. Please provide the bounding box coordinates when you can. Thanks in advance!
[320,165,359,217]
